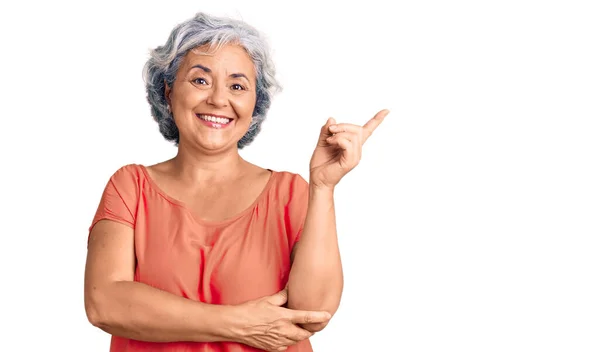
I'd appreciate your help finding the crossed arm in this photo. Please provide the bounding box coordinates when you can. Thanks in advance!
[84,188,343,349]
[84,184,344,342]
[287,185,344,332]
[286,110,388,331]
[84,220,332,351]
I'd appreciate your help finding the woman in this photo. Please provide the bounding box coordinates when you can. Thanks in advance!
[84,12,388,352]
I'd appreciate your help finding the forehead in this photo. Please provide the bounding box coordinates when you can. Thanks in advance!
[179,43,256,76]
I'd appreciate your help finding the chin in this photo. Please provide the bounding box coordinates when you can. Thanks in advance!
[195,137,238,152]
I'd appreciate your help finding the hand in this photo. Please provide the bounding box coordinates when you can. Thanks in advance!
[232,288,331,352]
[309,109,389,190]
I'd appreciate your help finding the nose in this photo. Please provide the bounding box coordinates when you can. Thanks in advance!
[206,83,228,108]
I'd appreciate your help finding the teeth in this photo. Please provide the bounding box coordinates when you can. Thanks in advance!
[198,115,230,124]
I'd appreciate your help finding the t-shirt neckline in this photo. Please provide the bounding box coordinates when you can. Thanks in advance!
[136,164,277,227]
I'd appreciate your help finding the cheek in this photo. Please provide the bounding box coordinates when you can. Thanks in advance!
[181,89,206,108]
[232,94,257,119]
[170,83,201,112]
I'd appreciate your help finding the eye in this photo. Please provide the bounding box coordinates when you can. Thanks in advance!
[231,83,246,91]
[192,77,208,85]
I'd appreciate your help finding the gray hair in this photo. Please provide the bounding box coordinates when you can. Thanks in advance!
[143,12,282,148]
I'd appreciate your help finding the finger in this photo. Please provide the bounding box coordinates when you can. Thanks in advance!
[264,288,288,306]
[289,310,332,324]
[320,117,337,136]
[326,132,356,151]
[327,133,360,169]
[328,123,362,134]
[285,325,314,342]
[363,109,389,135]
[271,337,296,351]
[280,336,298,347]
[276,345,293,352]
[328,123,368,143]
[317,117,337,144]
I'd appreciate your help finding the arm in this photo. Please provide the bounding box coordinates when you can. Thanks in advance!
[85,219,330,349]
[286,110,389,332]
[286,184,343,332]
[84,219,236,342]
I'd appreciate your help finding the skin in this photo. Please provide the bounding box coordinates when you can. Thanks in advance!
[287,109,388,333]
[84,42,388,352]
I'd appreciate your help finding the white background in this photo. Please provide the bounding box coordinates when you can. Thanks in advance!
[1,0,599,351]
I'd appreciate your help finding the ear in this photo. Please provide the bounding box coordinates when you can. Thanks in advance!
[164,79,172,105]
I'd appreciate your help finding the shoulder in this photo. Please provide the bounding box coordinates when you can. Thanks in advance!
[270,170,309,204]
[90,164,146,228]
[273,170,307,184]
[105,164,147,195]
[108,164,145,181]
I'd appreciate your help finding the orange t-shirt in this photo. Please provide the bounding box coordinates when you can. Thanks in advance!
[89,164,312,352]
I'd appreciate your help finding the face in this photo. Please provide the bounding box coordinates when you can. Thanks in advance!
[166,43,257,152]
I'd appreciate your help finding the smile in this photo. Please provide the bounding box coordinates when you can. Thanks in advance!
[196,114,233,128]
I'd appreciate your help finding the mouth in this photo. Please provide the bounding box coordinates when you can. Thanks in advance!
[196,114,234,129]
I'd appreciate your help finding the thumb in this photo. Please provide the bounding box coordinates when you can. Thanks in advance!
[321,117,336,134]
[318,117,337,143]
[263,288,288,306]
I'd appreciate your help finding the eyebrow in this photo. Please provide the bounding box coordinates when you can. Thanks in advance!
[189,65,250,81]
[190,64,211,73]
[230,73,250,81]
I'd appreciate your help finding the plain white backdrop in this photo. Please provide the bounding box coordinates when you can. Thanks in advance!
[1,0,599,351]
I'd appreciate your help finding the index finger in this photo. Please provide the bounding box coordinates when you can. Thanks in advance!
[288,310,332,325]
[363,109,389,134]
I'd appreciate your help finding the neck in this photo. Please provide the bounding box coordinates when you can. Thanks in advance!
[171,143,247,183]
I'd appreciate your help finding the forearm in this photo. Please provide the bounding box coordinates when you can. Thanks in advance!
[287,185,344,320]
[85,280,237,343]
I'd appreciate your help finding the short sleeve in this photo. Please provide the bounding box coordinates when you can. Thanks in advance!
[284,173,310,250]
[89,165,140,234]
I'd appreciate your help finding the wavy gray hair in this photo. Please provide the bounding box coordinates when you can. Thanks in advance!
[143,12,282,148]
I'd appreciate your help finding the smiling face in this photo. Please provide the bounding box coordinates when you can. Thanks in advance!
[165,43,257,152]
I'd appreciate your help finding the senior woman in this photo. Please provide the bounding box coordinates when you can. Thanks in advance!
[84,12,388,352]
